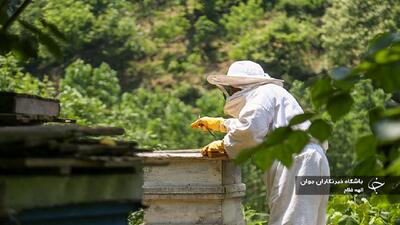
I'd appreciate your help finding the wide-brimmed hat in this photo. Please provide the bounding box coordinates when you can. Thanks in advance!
[207,60,284,88]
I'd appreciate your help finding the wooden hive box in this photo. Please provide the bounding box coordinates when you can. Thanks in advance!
[0,92,60,117]
[135,150,246,225]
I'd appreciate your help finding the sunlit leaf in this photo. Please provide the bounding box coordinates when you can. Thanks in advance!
[247,129,309,169]
[260,126,292,147]
[355,135,377,160]
[326,92,353,121]
[310,77,333,108]
[288,130,310,153]
[235,127,291,164]
[252,147,275,170]
[234,146,259,165]
[337,215,358,225]
[332,79,356,92]
[381,106,400,119]
[289,112,315,126]
[367,32,400,56]
[375,48,400,64]
[308,119,332,141]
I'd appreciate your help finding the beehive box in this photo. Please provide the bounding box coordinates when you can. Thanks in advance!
[136,150,246,225]
[0,92,60,117]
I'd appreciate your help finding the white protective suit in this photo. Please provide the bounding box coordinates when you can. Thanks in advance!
[208,61,330,225]
[223,83,330,225]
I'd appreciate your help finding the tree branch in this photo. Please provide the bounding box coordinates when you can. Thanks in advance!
[1,0,32,32]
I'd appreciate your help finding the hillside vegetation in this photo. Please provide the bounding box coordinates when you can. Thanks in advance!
[1,0,400,224]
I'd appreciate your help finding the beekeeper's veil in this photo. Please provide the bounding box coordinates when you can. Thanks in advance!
[207,61,284,117]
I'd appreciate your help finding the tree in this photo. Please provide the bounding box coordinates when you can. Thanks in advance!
[20,0,155,89]
[0,54,55,97]
[321,0,400,67]
[0,0,65,60]
[62,59,121,106]
[228,13,322,80]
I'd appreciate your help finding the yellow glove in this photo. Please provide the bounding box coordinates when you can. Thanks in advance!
[201,140,227,158]
[191,117,227,133]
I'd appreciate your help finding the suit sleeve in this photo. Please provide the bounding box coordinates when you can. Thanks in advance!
[223,101,275,158]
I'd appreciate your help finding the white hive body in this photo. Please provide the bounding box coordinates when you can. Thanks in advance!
[136,150,246,225]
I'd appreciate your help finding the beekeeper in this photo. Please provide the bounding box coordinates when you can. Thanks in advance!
[191,60,330,225]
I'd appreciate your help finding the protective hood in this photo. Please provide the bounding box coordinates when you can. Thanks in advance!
[207,60,284,95]
[223,85,259,118]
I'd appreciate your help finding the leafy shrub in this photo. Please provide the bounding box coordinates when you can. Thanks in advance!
[327,195,400,225]
[243,205,268,225]
[153,14,190,42]
[221,0,264,40]
[0,54,55,97]
[59,85,109,125]
[229,13,321,80]
[21,0,155,84]
[193,16,218,45]
[58,59,219,149]
[242,161,267,212]
[61,59,121,105]
[276,0,327,16]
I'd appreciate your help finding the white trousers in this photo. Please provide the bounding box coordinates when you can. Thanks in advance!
[264,143,330,225]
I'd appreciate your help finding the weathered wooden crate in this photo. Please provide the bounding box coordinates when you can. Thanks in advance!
[136,150,246,225]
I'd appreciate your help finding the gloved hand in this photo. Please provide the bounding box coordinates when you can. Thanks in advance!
[201,140,227,158]
[191,117,227,133]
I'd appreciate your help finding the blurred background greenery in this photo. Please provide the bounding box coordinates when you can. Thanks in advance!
[1,0,400,224]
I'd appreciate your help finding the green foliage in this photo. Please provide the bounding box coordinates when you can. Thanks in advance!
[326,92,353,122]
[153,14,189,42]
[327,195,400,225]
[0,54,55,97]
[61,59,121,105]
[321,0,400,67]
[21,0,155,82]
[113,88,211,149]
[243,205,268,225]
[356,33,400,94]
[242,161,267,211]
[229,14,321,79]
[288,112,315,126]
[0,0,65,60]
[58,59,219,149]
[221,0,264,39]
[308,119,331,141]
[127,208,144,225]
[236,127,310,170]
[276,0,327,15]
[240,33,398,179]
[195,89,225,117]
[290,78,389,175]
[193,16,218,45]
[59,85,108,125]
